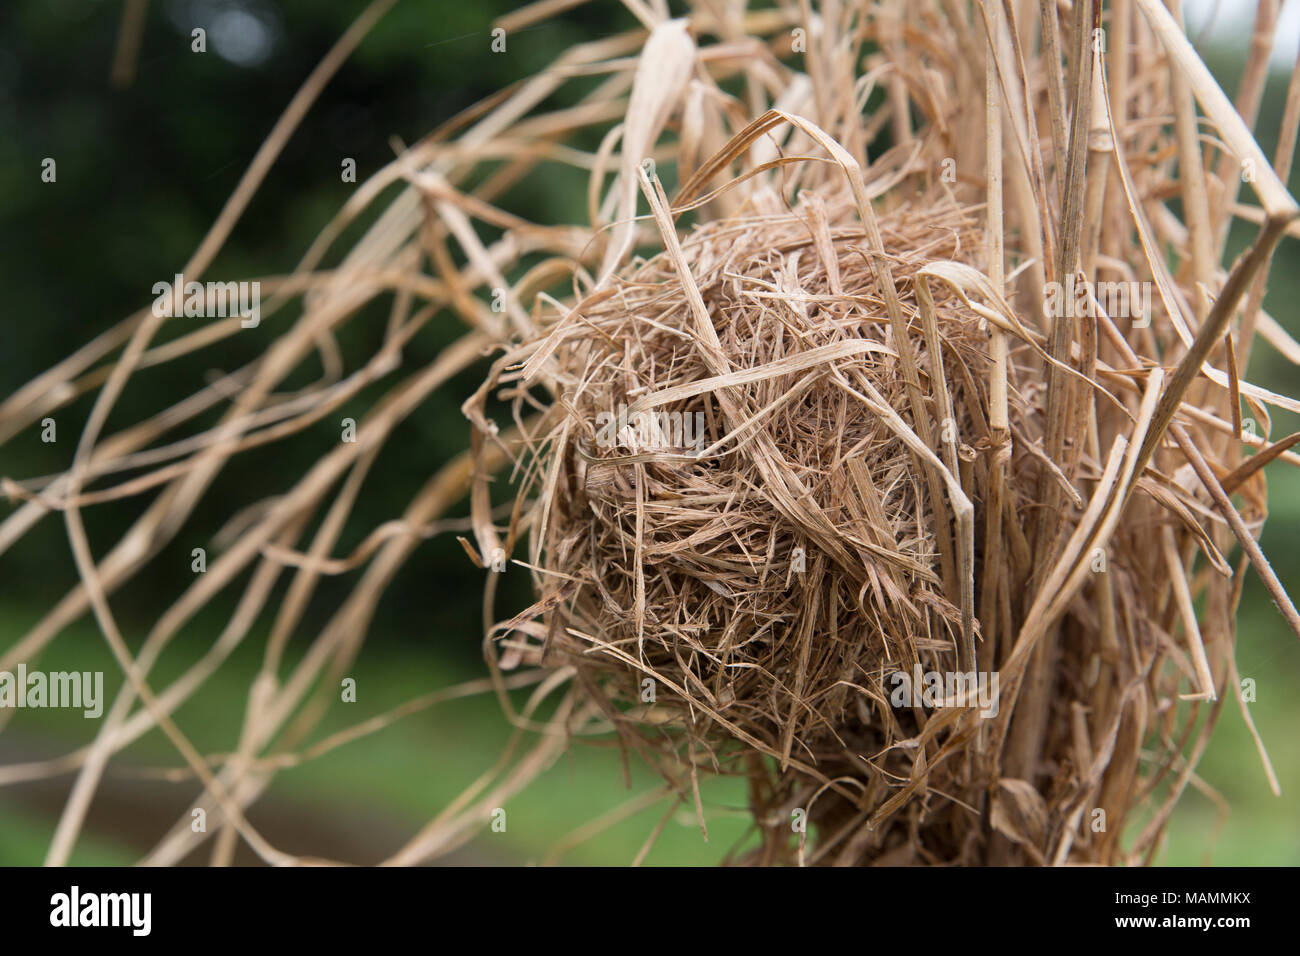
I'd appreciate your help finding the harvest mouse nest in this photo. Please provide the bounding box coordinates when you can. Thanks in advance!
[468,179,1183,865]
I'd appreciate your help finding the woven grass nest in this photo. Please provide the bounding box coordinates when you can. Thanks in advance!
[4,0,1300,866]
[470,185,1047,864]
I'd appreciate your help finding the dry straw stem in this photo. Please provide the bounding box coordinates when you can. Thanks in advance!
[2,0,1298,866]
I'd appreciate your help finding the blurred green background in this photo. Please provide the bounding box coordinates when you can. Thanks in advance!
[0,0,1296,865]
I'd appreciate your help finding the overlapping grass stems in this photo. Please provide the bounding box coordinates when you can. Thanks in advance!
[1,0,1298,865]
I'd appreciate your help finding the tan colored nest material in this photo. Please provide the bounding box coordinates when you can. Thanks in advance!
[475,194,1002,795]
[466,172,1179,863]
[471,190,1051,860]
[2,0,1299,866]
